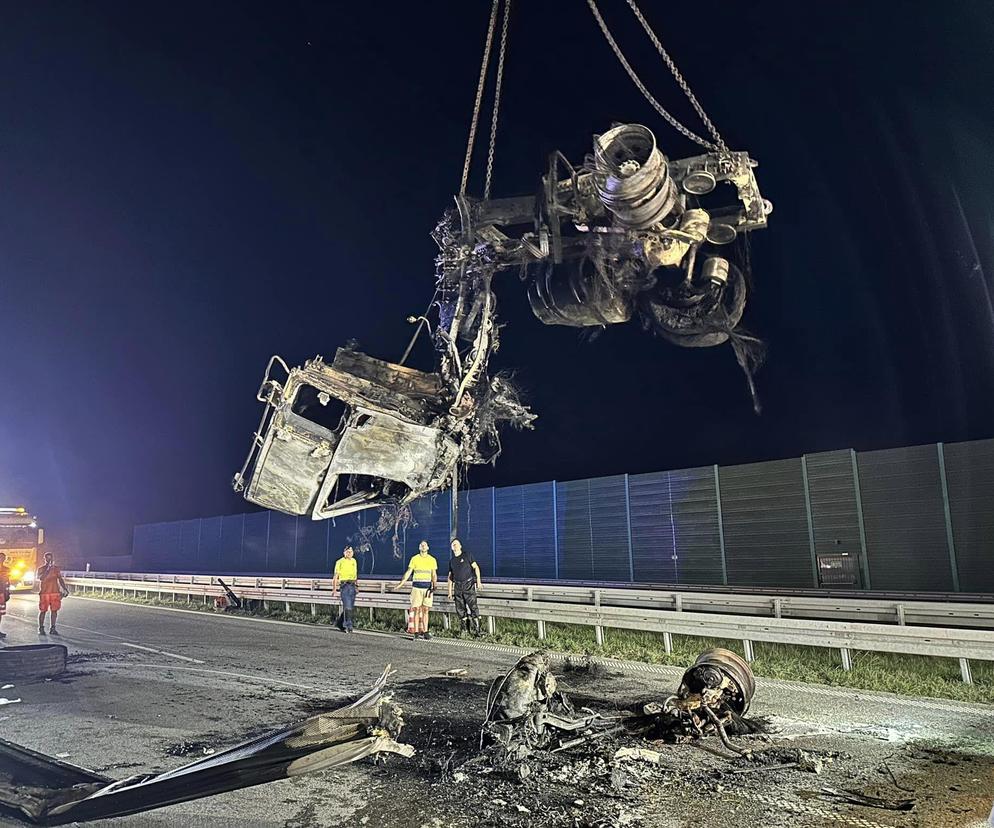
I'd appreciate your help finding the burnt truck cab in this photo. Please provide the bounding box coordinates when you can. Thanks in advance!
[233,349,459,519]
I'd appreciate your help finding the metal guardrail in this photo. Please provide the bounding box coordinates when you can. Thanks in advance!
[67,571,994,684]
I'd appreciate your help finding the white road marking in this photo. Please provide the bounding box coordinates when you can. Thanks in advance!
[121,643,204,663]
[71,595,394,638]
[4,609,205,664]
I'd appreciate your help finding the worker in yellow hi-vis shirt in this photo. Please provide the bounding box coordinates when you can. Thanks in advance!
[393,540,437,640]
[331,545,358,633]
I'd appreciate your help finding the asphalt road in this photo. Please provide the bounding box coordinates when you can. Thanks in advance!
[1,594,993,828]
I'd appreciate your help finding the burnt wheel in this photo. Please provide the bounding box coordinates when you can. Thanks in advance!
[640,261,747,347]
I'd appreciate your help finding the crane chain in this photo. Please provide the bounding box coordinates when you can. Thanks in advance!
[586,0,720,151]
[460,0,501,197]
[484,0,512,199]
[624,0,727,151]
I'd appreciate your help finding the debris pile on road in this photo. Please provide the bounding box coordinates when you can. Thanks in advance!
[478,648,761,778]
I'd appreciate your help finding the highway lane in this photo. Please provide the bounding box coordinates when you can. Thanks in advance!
[1,594,992,827]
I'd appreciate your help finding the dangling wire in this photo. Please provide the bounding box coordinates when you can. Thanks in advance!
[586,0,722,151]
[460,0,501,197]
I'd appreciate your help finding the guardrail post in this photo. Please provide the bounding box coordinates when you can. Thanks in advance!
[593,589,601,608]
[663,632,673,654]
[487,616,496,635]
[840,648,853,671]
[537,619,547,640]
[263,600,269,611]
[442,614,451,631]
[594,625,604,647]
[674,594,683,612]
[742,640,755,662]
[960,658,973,685]
[311,603,317,616]
[284,600,291,613]
[773,598,783,619]
[895,604,906,625]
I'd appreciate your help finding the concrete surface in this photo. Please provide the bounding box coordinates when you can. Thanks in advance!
[0,594,992,827]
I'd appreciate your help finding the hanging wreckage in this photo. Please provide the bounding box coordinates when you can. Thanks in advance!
[233,0,772,522]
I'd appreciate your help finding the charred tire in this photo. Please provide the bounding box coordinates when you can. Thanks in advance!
[692,648,756,714]
[0,644,68,682]
[640,261,747,347]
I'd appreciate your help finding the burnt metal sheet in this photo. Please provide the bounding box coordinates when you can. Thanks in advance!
[0,667,411,825]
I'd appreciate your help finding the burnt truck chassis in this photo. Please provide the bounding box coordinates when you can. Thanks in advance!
[481,649,759,771]
[234,124,770,522]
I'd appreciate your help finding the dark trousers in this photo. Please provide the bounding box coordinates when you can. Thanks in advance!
[453,581,479,633]
[340,582,356,630]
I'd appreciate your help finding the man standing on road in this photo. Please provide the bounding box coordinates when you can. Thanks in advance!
[0,552,9,641]
[37,552,69,636]
[447,539,483,636]
[393,540,437,640]
[331,545,358,634]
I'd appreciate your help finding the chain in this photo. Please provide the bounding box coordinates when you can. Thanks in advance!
[460,0,501,197]
[484,0,511,199]
[624,0,727,151]
[586,0,719,151]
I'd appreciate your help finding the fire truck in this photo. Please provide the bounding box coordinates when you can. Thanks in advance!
[0,507,43,590]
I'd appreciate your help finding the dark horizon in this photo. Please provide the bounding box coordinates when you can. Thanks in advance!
[2,1,993,562]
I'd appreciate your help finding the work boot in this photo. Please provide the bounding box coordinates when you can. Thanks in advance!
[422,631,432,641]
[471,617,481,637]
[49,628,60,636]
[0,631,7,639]
[38,627,46,635]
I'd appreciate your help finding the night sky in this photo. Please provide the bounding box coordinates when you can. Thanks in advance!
[2,1,993,562]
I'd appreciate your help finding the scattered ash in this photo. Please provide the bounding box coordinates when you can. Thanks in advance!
[356,675,786,828]
[164,738,227,757]
[558,656,622,679]
[163,724,275,758]
[67,651,138,665]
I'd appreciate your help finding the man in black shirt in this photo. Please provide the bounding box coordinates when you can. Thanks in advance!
[447,539,483,636]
